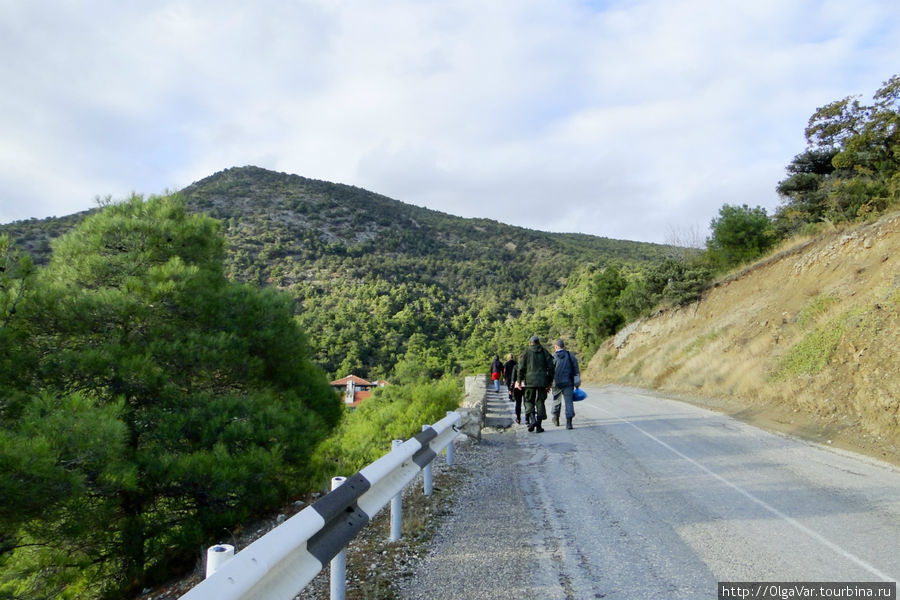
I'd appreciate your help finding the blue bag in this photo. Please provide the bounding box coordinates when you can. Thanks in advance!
[573,388,587,402]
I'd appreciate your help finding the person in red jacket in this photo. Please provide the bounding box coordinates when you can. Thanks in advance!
[489,355,504,392]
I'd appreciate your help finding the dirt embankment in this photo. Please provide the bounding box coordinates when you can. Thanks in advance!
[585,212,900,466]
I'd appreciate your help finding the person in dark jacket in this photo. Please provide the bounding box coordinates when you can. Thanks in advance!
[516,335,554,433]
[550,338,581,429]
[503,353,524,424]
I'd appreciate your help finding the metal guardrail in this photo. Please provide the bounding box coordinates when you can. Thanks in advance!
[179,410,464,600]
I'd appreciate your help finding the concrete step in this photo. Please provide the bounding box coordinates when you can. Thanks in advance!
[483,387,515,429]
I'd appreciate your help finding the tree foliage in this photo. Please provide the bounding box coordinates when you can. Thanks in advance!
[706,204,776,270]
[576,256,712,356]
[775,74,900,233]
[580,265,628,351]
[310,378,462,482]
[0,195,340,598]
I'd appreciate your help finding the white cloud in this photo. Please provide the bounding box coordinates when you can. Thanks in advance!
[1,0,898,243]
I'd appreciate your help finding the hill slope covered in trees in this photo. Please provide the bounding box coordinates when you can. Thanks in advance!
[2,166,675,378]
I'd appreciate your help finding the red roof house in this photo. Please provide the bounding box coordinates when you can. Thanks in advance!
[330,375,387,408]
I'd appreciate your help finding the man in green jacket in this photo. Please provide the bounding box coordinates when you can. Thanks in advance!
[516,335,554,433]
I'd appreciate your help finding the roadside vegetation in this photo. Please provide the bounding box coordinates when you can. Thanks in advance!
[309,378,462,483]
[0,198,342,598]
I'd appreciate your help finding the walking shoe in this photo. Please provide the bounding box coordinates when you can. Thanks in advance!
[566,418,573,430]
[552,415,559,426]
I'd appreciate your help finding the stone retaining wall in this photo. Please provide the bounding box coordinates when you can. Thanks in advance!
[458,375,489,441]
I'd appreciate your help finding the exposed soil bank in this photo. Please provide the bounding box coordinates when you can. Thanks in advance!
[586,212,899,467]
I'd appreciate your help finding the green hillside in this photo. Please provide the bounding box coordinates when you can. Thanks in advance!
[3,166,674,378]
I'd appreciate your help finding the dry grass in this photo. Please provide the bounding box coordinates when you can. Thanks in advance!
[586,211,900,465]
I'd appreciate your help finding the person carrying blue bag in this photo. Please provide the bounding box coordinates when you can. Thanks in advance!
[550,338,581,430]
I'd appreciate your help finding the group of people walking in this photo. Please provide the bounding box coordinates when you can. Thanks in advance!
[490,336,581,432]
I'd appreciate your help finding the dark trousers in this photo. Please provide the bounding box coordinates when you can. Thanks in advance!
[551,386,576,419]
[523,387,548,420]
[509,386,524,420]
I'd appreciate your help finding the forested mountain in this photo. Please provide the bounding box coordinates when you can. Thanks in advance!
[3,166,675,378]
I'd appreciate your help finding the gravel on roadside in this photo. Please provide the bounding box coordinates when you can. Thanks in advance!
[296,431,507,600]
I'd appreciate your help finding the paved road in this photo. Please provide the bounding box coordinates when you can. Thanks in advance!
[399,385,900,599]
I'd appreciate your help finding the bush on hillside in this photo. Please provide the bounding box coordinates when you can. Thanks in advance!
[309,378,462,487]
[706,204,777,271]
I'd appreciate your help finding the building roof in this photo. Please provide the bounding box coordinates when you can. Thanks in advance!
[330,374,374,387]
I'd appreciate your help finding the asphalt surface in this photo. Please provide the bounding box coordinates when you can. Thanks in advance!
[397,385,900,599]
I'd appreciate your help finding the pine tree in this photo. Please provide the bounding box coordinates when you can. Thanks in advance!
[1,195,341,598]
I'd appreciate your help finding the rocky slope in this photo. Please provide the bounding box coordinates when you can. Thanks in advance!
[585,212,899,465]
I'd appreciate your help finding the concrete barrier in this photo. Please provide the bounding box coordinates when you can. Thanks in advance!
[460,375,490,441]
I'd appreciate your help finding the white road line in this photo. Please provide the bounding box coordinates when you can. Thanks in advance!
[591,402,897,582]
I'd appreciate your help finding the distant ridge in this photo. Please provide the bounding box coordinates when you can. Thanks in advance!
[3,166,671,266]
[179,165,670,266]
[1,165,677,377]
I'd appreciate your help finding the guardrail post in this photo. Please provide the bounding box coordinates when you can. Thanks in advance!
[205,544,234,578]
[390,439,403,541]
[422,425,433,496]
[329,476,348,600]
[445,411,456,466]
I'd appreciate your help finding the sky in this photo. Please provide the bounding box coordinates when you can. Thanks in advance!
[1,1,899,244]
